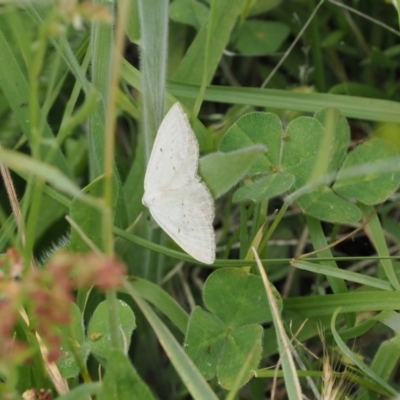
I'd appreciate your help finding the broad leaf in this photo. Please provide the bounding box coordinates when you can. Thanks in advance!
[98,350,155,400]
[199,145,266,198]
[185,267,282,389]
[234,20,289,56]
[297,187,361,224]
[88,300,136,361]
[203,268,278,326]
[217,324,263,389]
[233,172,294,203]
[219,112,282,174]
[333,138,400,205]
[184,307,226,380]
[281,116,326,187]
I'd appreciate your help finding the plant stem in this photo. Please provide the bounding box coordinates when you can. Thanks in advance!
[102,0,129,351]
[259,203,289,254]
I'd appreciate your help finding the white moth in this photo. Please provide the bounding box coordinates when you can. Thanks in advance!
[142,103,216,264]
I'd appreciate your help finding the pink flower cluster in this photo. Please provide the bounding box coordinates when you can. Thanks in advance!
[0,248,126,364]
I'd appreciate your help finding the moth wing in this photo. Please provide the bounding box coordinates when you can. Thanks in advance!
[144,103,199,193]
[148,181,215,264]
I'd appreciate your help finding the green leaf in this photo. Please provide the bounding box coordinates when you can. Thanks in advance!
[219,112,282,175]
[98,350,155,400]
[203,268,279,326]
[296,187,361,224]
[374,123,400,152]
[185,309,263,390]
[281,116,326,187]
[174,0,247,87]
[314,108,350,174]
[65,136,88,177]
[123,129,146,222]
[218,109,360,224]
[234,20,289,56]
[321,30,345,48]
[88,300,136,361]
[358,204,400,291]
[305,216,353,326]
[57,304,89,379]
[374,311,400,334]
[185,268,281,390]
[0,24,73,178]
[169,0,209,30]
[125,283,219,400]
[199,145,266,199]
[167,81,400,123]
[293,260,393,291]
[365,47,397,69]
[126,277,189,334]
[217,324,263,389]
[125,0,140,42]
[70,176,117,253]
[282,110,361,223]
[333,138,400,205]
[87,2,113,178]
[0,148,88,202]
[331,309,397,397]
[284,291,400,317]
[233,172,294,203]
[184,307,226,380]
[369,335,400,382]
[56,383,102,400]
[248,0,282,16]
[34,195,68,243]
[328,82,389,100]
